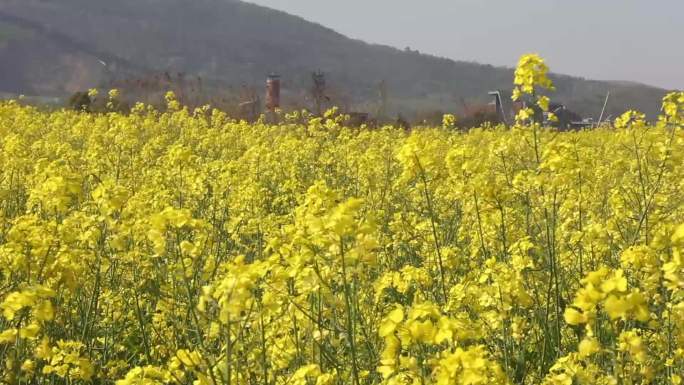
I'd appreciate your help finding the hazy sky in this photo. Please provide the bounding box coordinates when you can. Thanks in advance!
[244,0,683,90]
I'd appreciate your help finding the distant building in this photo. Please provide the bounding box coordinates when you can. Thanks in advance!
[545,103,583,130]
[265,73,281,111]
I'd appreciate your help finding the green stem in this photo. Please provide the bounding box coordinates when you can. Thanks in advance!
[340,238,361,385]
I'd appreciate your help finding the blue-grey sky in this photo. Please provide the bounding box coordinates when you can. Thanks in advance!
[244,0,683,90]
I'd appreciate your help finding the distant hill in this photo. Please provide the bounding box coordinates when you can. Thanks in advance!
[0,0,670,120]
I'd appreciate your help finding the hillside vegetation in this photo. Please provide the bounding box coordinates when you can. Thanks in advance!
[0,0,670,119]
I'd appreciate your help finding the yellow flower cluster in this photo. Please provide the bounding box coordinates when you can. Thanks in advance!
[1,55,684,385]
[512,54,556,124]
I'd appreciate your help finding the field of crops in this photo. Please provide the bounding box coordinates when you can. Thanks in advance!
[1,57,684,385]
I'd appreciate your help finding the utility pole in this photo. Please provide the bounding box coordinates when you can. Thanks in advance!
[311,71,326,116]
[596,91,610,127]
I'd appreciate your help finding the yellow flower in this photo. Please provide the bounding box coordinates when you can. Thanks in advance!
[115,366,169,385]
[516,107,535,122]
[614,110,645,128]
[600,269,627,294]
[407,319,435,343]
[618,330,646,362]
[442,114,457,129]
[0,328,17,344]
[564,307,587,325]
[289,364,321,385]
[108,89,120,100]
[513,54,555,95]
[175,349,202,367]
[20,359,35,373]
[34,300,54,321]
[578,337,601,358]
[1,291,37,320]
[19,323,40,339]
[537,96,550,112]
[379,306,404,337]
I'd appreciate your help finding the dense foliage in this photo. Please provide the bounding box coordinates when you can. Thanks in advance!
[1,56,684,385]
